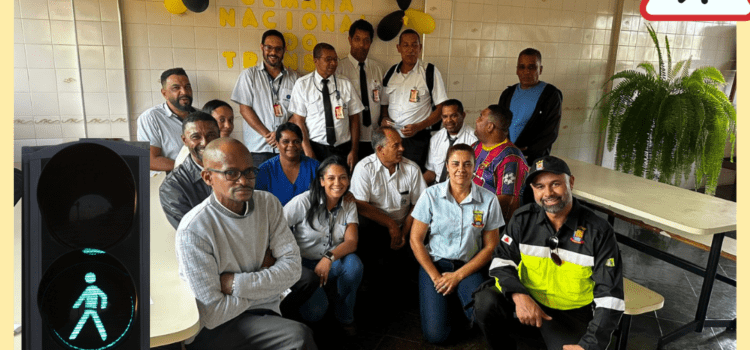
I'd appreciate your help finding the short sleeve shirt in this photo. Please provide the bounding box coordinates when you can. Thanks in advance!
[254,155,319,206]
[231,62,300,153]
[509,81,547,143]
[425,124,478,180]
[380,59,448,137]
[337,56,385,142]
[350,154,426,226]
[136,102,187,160]
[288,72,365,146]
[472,140,530,200]
[411,181,504,262]
[283,191,359,260]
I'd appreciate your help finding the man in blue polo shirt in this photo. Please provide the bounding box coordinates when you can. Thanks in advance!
[497,48,563,164]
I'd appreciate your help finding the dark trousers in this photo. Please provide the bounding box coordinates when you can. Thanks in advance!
[280,267,319,322]
[473,283,594,350]
[310,141,352,162]
[357,215,417,289]
[401,129,431,172]
[186,309,317,350]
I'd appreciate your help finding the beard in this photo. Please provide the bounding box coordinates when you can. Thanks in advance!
[264,53,283,68]
[537,189,572,214]
[169,95,193,112]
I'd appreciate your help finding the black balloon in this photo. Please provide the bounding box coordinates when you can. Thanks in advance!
[377,10,405,42]
[183,0,209,13]
[397,0,411,11]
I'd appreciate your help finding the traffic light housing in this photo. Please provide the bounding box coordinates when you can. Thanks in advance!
[22,140,150,349]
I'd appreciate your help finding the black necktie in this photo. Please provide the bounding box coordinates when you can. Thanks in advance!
[439,136,458,182]
[359,62,371,127]
[322,78,336,146]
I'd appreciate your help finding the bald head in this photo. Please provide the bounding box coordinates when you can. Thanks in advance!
[203,138,251,169]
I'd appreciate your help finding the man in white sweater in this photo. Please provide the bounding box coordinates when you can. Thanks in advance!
[176,137,317,349]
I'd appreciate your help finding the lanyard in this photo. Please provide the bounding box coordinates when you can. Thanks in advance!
[315,75,341,100]
[264,69,283,102]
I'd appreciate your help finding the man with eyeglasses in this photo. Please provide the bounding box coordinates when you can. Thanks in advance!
[290,43,364,171]
[473,156,623,350]
[176,137,317,350]
[232,30,300,168]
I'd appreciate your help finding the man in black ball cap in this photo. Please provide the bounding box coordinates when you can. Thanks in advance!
[473,156,624,350]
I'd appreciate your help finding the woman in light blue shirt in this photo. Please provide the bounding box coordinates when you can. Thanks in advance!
[410,144,503,344]
[284,156,362,335]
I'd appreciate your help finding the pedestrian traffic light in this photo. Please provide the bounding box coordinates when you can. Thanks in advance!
[22,140,150,349]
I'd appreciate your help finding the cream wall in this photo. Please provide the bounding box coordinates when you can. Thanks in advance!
[14,0,737,167]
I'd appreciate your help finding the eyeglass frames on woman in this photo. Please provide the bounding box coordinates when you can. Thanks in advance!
[207,167,259,181]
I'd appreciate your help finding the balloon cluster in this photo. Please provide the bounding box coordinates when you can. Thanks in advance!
[164,0,210,14]
[377,0,436,41]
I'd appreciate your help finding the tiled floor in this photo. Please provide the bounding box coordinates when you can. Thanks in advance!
[157,198,737,350]
[306,215,737,350]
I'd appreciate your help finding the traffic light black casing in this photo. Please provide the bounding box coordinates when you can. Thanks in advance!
[22,140,150,349]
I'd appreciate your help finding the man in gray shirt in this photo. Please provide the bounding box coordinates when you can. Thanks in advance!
[137,67,196,171]
[231,30,300,167]
[176,138,317,349]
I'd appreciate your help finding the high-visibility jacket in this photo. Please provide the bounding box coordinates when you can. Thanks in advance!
[489,198,624,350]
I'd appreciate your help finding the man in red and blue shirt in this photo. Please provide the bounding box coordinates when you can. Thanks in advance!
[473,105,529,223]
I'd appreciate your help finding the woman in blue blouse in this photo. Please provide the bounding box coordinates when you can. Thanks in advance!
[284,156,362,335]
[410,144,502,344]
[255,123,319,205]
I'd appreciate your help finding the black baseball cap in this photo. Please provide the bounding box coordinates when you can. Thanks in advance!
[523,156,572,187]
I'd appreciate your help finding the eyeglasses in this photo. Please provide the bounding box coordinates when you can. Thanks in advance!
[207,167,259,181]
[263,45,284,53]
[546,235,563,266]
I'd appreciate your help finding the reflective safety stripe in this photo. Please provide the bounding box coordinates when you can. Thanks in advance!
[594,296,626,311]
[557,248,594,267]
[518,244,594,266]
[519,243,547,258]
[494,277,503,292]
[490,257,517,270]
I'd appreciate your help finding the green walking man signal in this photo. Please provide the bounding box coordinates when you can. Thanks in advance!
[69,272,109,341]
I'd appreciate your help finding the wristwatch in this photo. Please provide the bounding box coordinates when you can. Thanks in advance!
[323,250,335,262]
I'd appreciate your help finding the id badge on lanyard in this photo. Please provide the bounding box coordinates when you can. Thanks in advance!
[273,103,282,117]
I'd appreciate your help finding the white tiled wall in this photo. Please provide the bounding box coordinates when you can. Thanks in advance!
[15,0,736,167]
[14,0,129,162]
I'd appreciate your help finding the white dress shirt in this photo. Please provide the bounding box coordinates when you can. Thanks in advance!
[231,61,300,153]
[425,123,478,182]
[289,71,365,146]
[380,59,448,137]
[350,154,427,226]
[337,56,385,142]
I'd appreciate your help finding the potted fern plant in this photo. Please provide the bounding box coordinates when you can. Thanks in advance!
[596,24,736,196]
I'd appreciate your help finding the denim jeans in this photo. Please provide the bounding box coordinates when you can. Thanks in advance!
[299,254,363,324]
[418,258,484,344]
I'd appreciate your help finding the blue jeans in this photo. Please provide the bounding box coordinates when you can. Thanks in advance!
[299,254,363,324]
[418,259,484,344]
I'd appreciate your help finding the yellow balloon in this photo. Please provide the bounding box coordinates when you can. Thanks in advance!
[404,9,435,35]
[164,0,187,14]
